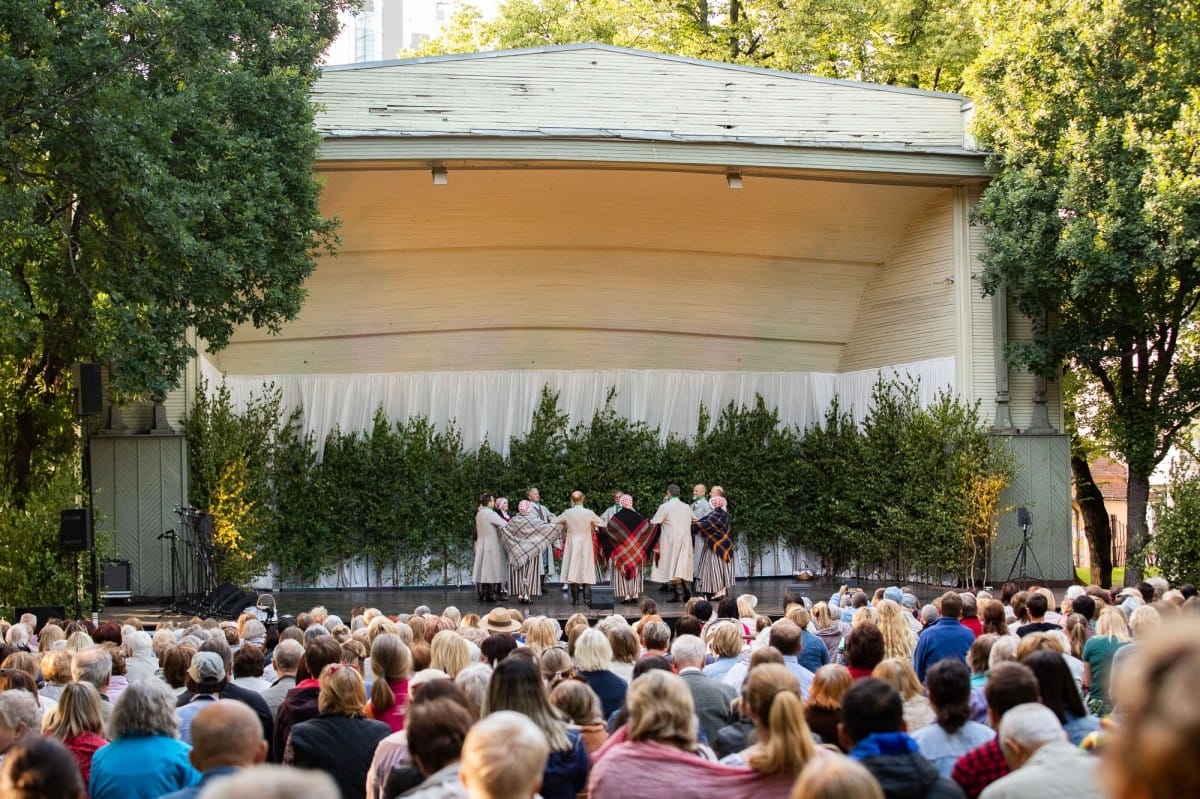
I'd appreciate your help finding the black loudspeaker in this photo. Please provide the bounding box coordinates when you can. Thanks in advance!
[73,363,103,416]
[101,559,132,599]
[59,508,93,552]
[588,586,615,611]
[14,606,67,632]
[1017,507,1031,529]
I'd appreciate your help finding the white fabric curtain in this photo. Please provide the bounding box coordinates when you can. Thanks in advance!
[204,357,955,459]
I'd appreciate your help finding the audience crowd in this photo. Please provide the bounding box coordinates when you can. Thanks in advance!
[0,575,1194,799]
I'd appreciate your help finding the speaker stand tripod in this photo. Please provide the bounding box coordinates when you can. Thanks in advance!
[1006,522,1045,585]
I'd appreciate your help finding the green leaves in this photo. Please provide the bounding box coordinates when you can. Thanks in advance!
[0,0,348,506]
[188,378,1012,587]
[968,0,1200,583]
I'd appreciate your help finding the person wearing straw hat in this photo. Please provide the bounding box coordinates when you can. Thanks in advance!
[483,608,523,635]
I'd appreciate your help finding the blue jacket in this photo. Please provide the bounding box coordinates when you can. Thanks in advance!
[913,617,975,683]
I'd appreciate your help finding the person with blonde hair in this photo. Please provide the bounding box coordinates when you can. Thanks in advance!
[430,629,472,678]
[42,681,108,783]
[460,711,550,799]
[1081,606,1128,716]
[812,602,852,662]
[522,616,560,656]
[791,755,884,799]
[875,600,917,663]
[540,646,574,690]
[871,657,935,732]
[573,627,626,719]
[284,664,391,799]
[704,620,747,681]
[365,633,412,732]
[723,663,824,780]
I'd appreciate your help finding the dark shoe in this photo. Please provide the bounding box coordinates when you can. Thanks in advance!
[667,591,683,603]
[658,583,671,593]
[682,581,693,601]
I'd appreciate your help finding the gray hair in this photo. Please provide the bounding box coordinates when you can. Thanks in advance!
[0,690,38,733]
[641,621,671,650]
[304,624,330,644]
[988,636,1019,668]
[109,677,180,739]
[71,648,112,690]
[455,662,494,716]
[196,764,339,799]
[921,604,939,625]
[272,639,304,674]
[998,702,1067,751]
[125,630,153,658]
[5,625,29,648]
[573,628,613,672]
[670,634,708,669]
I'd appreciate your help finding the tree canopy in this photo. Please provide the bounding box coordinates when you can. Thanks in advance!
[0,0,348,504]
[414,0,979,91]
[968,0,1200,584]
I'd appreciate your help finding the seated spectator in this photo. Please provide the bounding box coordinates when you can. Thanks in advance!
[839,678,964,799]
[913,593,975,684]
[231,645,272,692]
[722,663,825,782]
[0,736,86,799]
[912,659,995,778]
[392,697,474,799]
[549,679,609,758]
[161,700,268,799]
[844,625,886,681]
[365,633,413,732]
[804,664,853,751]
[978,703,1104,799]
[460,711,550,799]
[89,679,200,799]
[951,661,1040,799]
[1103,616,1200,799]
[871,658,935,733]
[1020,650,1099,746]
[191,763,339,799]
[574,628,627,720]
[272,636,342,761]
[0,689,39,767]
[791,754,885,799]
[810,602,852,663]
[482,655,588,799]
[42,681,108,783]
[284,663,391,799]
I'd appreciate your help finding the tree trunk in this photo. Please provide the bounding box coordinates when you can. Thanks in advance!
[1071,452,1113,588]
[1125,471,1151,586]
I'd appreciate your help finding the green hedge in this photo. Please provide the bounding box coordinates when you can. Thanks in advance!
[186,377,1016,588]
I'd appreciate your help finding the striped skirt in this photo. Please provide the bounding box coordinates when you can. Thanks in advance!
[695,548,735,595]
[610,566,643,599]
[509,559,542,598]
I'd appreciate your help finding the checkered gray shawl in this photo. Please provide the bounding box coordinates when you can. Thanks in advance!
[500,511,560,569]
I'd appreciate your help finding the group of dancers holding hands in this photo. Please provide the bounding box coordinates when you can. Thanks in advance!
[473,483,735,606]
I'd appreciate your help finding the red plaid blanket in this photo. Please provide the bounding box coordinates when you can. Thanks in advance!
[599,508,659,579]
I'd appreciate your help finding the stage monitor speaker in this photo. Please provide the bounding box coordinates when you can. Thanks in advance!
[14,606,67,632]
[217,589,257,618]
[101,559,132,594]
[588,586,614,611]
[73,363,103,416]
[59,508,93,552]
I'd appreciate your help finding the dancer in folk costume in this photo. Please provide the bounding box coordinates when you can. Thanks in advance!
[473,493,508,602]
[500,500,561,604]
[558,491,606,605]
[649,484,700,603]
[600,494,658,605]
[691,484,712,520]
[693,493,735,600]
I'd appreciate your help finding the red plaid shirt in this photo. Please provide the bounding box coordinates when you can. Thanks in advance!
[952,737,1009,799]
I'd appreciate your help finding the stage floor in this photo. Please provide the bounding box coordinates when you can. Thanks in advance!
[99,576,964,627]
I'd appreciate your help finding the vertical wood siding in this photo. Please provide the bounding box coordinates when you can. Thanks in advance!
[838,191,957,371]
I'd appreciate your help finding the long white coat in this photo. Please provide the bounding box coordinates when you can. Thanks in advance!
[558,504,605,584]
[473,506,508,584]
[649,497,698,582]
